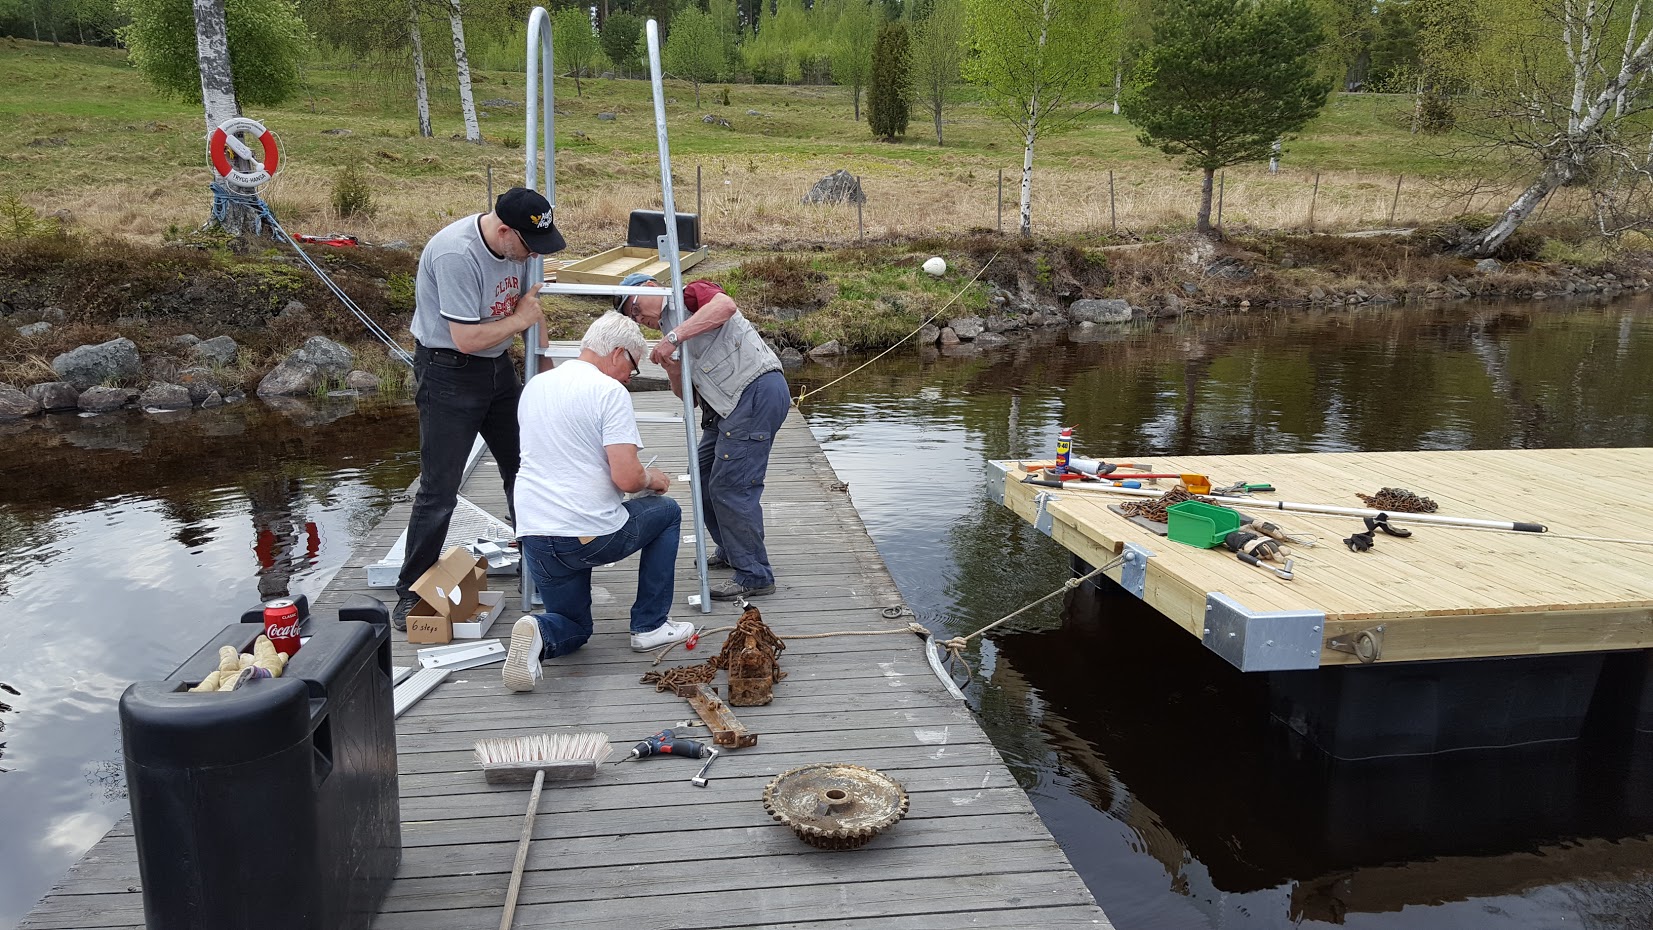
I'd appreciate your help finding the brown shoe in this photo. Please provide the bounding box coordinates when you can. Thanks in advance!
[710,579,774,601]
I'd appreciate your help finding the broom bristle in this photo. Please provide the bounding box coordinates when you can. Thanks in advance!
[474,732,612,782]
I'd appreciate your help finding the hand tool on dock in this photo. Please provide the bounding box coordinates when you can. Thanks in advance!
[691,748,720,787]
[472,733,612,930]
[674,682,759,748]
[612,728,713,763]
[1237,554,1295,580]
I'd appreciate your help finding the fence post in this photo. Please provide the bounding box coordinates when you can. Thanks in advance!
[997,168,1004,233]
[1217,170,1225,231]
[1308,171,1320,231]
[1389,174,1403,224]
[1109,169,1117,234]
[696,164,702,222]
[486,164,493,211]
[856,175,864,243]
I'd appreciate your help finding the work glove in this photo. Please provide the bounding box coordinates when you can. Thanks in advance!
[1223,531,1283,561]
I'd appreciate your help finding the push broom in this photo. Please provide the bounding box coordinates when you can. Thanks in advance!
[474,732,613,929]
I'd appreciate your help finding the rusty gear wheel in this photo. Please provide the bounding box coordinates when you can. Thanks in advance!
[762,763,909,850]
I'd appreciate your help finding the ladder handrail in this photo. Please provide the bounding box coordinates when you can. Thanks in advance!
[523,6,555,382]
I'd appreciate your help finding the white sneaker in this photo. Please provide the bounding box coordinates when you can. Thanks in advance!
[631,618,693,652]
[502,617,545,692]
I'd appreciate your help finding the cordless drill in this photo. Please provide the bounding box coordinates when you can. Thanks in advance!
[613,728,712,763]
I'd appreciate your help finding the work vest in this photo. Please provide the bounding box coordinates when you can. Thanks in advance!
[683,311,781,417]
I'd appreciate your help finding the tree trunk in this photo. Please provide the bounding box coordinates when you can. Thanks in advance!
[932,96,943,146]
[1112,57,1121,115]
[1196,167,1215,237]
[1019,124,1036,237]
[693,78,701,108]
[1456,163,1574,257]
[853,84,861,121]
[447,0,481,142]
[191,0,261,237]
[410,3,432,138]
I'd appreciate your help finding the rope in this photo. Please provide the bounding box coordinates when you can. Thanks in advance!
[794,252,1000,407]
[650,620,927,666]
[209,182,414,368]
[936,557,1124,686]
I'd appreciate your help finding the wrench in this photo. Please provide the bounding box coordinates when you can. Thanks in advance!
[691,747,719,787]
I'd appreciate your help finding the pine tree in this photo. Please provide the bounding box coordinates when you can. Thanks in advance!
[1122,0,1331,236]
[867,19,910,139]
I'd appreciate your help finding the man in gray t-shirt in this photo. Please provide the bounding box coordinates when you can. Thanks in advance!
[393,187,568,631]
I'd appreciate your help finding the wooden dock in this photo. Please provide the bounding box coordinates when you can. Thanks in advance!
[993,448,1653,670]
[23,393,1112,930]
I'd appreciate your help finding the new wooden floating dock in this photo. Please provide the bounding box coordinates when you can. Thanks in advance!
[24,394,1112,930]
[992,448,1653,670]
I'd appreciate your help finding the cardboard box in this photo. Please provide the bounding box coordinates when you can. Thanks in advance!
[406,546,488,645]
[452,590,505,639]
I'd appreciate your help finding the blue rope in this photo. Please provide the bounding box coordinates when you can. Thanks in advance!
[208,182,413,367]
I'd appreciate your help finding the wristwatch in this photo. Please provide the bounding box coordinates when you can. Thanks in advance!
[664,330,680,346]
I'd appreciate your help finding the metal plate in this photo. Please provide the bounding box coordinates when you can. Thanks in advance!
[1033,492,1056,536]
[1120,542,1154,599]
[984,460,1012,506]
[1202,592,1324,672]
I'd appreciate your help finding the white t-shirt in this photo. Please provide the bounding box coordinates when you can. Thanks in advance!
[515,360,642,538]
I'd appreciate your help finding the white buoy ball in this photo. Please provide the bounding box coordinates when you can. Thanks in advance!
[922,256,947,276]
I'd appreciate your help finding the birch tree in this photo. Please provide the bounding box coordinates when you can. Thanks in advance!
[409,1,431,137]
[665,7,725,106]
[909,0,964,143]
[1455,0,1653,255]
[963,0,1116,236]
[446,0,480,142]
[553,5,600,96]
[832,0,878,120]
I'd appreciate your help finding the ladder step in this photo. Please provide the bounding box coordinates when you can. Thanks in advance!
[393,667,450,718]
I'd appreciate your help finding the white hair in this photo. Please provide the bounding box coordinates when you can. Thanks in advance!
[582,310,648,361]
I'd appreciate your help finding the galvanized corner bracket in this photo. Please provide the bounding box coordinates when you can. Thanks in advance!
[1033,491,1057,536]
[985,460,1013,506]
[1119,542,1154,599]
[1326,624,1385,663]
[1202,592,1326,672]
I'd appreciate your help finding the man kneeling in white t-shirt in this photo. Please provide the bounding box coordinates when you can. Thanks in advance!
[501,311,694,692]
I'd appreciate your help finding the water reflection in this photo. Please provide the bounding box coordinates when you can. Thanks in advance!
[805,298,1653,929]
[0,396,421,928]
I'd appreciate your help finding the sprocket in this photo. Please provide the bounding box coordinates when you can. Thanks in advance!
[762,763,909,850]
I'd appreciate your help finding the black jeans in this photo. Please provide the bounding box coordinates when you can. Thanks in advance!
[396,344,522,597]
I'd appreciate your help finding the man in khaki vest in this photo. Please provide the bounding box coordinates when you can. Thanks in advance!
[616,273,787,600]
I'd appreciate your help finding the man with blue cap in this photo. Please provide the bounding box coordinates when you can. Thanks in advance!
[615,271,787,600]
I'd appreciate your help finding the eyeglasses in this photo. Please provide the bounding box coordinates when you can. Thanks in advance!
[622,349,639,378]
[509,226,535,256]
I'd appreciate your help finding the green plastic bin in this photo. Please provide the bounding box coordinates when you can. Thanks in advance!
[1166,500,1242,548]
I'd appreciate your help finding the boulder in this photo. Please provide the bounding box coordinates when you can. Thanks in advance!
[52,337,142,390]
[192,335,239,367]
[320,128,352,136]
[1067,298,1133,324]
[17,322,50,337]
[279,299,308,319]
[778,348,805,368]
[0,383,41,419]
[974,332,1011,348]
[202,391,224,408]
[701,114,733,129]
[292,336,355,379]
[949,316,984,340]
[598,112,617,121]
[40,306,66,323]
[807,340,843,358]
[1475,258,1503,275]
[345,369,382,392]
[939,327,961,346]
[801,169,866,206]
[175,367,223,405]
[257,358,322,397]
[28,381,80,411]
[77,386,134,413]
[916,324,941,346]
[173,334,201,347]
[1309,286,1327,302]
[139,382,192,410]
[985,315,1022,333]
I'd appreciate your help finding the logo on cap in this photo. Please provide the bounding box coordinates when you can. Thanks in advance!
[529,213,555,230]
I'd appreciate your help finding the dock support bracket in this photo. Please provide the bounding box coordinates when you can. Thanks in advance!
[1119,542,1153,599]
[1326,624,1385,663]
[1033,491,1056,536]
[1202,593,1325,672]
[985,460,1012,506]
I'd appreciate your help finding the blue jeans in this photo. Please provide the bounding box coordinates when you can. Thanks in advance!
[697,370,790,588]
[518,495,681,658]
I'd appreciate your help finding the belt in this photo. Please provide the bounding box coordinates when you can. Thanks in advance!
[415,342,502,362]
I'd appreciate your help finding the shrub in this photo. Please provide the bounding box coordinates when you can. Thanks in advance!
[331,165,377,219]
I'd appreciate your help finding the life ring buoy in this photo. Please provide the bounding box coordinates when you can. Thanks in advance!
[207,117,280,189]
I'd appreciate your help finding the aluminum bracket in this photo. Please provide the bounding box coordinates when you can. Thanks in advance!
[1201,592,1325,672]
[985,460,1012,506]
[1119,542,1154,599]
[1033,491,1056,536]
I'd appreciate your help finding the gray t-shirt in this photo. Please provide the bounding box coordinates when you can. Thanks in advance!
[410,214,528,358]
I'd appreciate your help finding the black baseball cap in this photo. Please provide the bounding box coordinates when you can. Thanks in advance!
[495,187,567,255]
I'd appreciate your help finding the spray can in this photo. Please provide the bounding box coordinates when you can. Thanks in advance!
[1055,427,1073,472]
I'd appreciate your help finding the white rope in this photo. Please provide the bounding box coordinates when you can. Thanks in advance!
[937,557,1125,686]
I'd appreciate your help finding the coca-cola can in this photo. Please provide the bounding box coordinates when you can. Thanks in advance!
[263,599,301,659]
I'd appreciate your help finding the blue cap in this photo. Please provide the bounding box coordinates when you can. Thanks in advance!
[615,272,659,314]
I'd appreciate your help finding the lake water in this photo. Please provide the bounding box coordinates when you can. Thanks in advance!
[3,298,1652,928]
